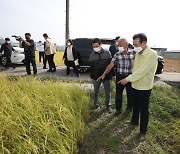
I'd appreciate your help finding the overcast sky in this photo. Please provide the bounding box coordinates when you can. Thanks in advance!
[0,0,180,50]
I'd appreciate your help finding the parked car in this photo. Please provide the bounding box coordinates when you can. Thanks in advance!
[0,37,25,65]
[72,38,164,74]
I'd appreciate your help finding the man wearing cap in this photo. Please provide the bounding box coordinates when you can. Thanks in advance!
[0,38,16,69]
[19,33,37,75]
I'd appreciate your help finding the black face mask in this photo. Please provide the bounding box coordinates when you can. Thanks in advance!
[25,36,30,40]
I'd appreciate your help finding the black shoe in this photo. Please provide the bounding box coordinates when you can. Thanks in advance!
[25,74,31,76]
[107,106,112,114]
[126,120,138,126]
[51,69,56,72]
[76,74,80,77]
[5,67,9,69]
[66,73,70,76]
[94,104,100,110]
[12,66,16,69]
[114,110,121,116]
[47,69,52,72]
[43,67,47,69]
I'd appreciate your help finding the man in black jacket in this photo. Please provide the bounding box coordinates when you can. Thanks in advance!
[19,33,37,75]
[109,36,120,57]
[0,38,16,69]
[89,38,115,113]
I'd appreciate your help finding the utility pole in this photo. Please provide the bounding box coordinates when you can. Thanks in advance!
[65,0,70,44]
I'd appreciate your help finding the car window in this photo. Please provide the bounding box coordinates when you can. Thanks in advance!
[0,38,5,45]
[101,44,111,51]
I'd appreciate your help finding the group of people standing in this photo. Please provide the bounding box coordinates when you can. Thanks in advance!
[37,38,80,77]
[0,33,57,75]
[0,33,80,77]
[89,33,158,141]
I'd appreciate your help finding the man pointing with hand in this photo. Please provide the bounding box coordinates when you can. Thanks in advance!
[119,33,158,141]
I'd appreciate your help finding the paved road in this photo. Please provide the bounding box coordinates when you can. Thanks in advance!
[0,64,180,86]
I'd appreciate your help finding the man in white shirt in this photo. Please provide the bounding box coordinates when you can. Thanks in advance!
[36,41,45,63]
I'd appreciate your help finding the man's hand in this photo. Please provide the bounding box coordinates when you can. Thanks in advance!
[97,74,105,81]
[112,76,116,82]
[117,78,128,85]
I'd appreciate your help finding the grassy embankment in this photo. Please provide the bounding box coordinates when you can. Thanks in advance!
[79,83,180,154]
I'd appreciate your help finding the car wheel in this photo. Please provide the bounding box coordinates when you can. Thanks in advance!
[1,56,7,66]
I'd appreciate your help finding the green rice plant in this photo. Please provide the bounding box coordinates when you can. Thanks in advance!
[0,76,91,154]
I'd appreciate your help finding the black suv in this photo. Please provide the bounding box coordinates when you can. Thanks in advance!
[73,38,164,74]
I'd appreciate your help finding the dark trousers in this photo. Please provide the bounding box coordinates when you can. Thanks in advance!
[47,54,56,71]
[131,88,152,133]
[93,80,111,107]
[43,55,48,68]
[39,52,45,63]
[66,61,79,75]
[5,56,15,68]
[25,56,37,75]
[115,74,133,111]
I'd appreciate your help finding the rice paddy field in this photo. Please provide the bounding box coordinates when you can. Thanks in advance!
[0,76,91,154]
[35,51,64,65]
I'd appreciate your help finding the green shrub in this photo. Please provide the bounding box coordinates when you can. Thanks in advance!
[0,76,91,154]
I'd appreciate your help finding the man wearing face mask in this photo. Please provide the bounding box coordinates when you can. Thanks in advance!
[89,38,114,113]
[63,39,79,77]
[109,36,120,57]
[0,38,16,69]
[119,33,158,141]
[19,33,37,75]
[97,38,136,115]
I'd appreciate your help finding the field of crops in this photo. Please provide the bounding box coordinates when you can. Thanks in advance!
[35,51,64,65]
[0,76,91,153]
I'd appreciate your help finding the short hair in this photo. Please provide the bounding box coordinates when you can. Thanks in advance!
[67,39,73,45]
[115,36,120,41]
[91,38,101,45]
[43,33,48,37]
[39,41,42,43]
[133,33,147,44]
[25,33,31,36]
[5,38,10,41]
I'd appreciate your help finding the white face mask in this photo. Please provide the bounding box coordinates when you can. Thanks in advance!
[134,47,143,53]
[93,47,101,53]
[118,47,124,52]
[6,41,10,44]
[67,42,71,46]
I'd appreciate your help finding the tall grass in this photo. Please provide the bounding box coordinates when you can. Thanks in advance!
[0,76,91,153]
